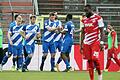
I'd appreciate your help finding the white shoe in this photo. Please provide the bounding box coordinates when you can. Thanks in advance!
[0,64,3,72]
[98,74,102,80]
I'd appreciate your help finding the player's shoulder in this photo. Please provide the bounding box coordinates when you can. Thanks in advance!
[111,30,116,35]
[94,14,102,19]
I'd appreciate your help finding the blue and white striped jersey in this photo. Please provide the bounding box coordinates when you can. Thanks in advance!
[54,20,62,42]
[8,25,23,46]
[63,21,75,40]
[23,24,40,45]
[42,19,56,42]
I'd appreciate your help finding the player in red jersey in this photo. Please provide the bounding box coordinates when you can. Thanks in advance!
[104,25,120,72]
[80,5,105,80]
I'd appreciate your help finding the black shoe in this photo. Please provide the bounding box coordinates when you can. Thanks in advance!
[63,67,72,72]
[22,64,26,72]
[40,65,43,71]
[51,69,56,72]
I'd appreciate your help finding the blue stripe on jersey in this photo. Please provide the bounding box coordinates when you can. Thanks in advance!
[54,20,62,42]
[42,19,56,42]
[23,24,40,45]
[10,25,23,46]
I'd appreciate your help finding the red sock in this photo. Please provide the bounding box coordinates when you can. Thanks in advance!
[114,58,120,67]
[106,59,111,69]
[88,61,94,80]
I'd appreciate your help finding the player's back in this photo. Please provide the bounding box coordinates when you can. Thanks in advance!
[64,21,74,39]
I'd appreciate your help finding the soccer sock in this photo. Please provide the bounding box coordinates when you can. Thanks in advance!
[63,59,70,68]
[51,57,55,70]
[1,55,8,65]
[88,61,94,80]
[98,74,102,80]
[114,58,120,67]
[18,57,23,69]
[40,56,46,70]
[105,59,111,69]
[13,57,17,66]
[0,54,3,64]
[24,56,32,67]
[57,57,62,64]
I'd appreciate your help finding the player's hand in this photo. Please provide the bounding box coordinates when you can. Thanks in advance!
[25,35,30,40]
[100,44,104,51]
[10,40,13,45]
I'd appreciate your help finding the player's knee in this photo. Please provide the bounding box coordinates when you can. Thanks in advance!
[51,54,55,58]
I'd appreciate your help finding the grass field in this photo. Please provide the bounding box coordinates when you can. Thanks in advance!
[0,71,120,80]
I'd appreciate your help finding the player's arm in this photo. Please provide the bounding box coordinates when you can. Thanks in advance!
[45,22,58,32]
[8,28,13,45]
[98,17,105,50]
[19,31,26,39]
[60,25,68,34]
[111,31,116,48]
[36,26,41,39]
[79,28,84,54]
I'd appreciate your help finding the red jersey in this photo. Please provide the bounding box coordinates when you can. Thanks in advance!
[81,14,104,45]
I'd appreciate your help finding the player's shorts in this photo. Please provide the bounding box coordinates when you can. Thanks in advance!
[42,41,56,54]
[83,41,100,60]
[25,44,35,54]
[12,45,23,56]
[8,44,13,54]
[54,40,62,52]
[61,38,73,54]
[107,47,118,59]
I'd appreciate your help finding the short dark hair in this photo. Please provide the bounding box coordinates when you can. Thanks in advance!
[14,14,20,20]
[66,14,72,21]
[30,15,36,19]
[85,4,92,9]
[49,12,55,16]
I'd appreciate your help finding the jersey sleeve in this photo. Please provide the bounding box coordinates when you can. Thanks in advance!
[63,24,68,31]
[98,16,104,28]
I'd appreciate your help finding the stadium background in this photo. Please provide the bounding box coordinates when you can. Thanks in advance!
[0,0,120,71]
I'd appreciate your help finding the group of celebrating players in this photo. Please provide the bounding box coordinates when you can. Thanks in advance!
[0,4,120,80]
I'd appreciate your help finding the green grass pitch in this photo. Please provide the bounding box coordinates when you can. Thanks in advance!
[0,71,120,80]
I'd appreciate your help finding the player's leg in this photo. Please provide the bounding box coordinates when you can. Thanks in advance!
[12,46,18,71]
[55,41,62,71]
[92,41,102,80]
[105,49,112,71]
[61,40,72,72]
[22,45,34,72]
[49,43,56,72]
[17,46,23,71]
[0,48,4,71]
[113,49,120,68]
[40,42,48,71]
[88,60,94,80]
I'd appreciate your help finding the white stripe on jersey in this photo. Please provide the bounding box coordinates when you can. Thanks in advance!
[44,31,51,37]
[27,39,34,45]
[85,35,97,41]
[85,32,97,38]
[11,33,19,40]
[45,33,56,42]
[54,33,62,42]
[14,37,23,46]
[84,38,96,45]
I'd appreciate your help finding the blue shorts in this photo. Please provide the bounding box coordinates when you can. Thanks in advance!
[25,45,35,54]
[12,45,23,56]
[8,44,13,54]
[61,38,73,54]
[42,41,56,54]
[54,40,62,52]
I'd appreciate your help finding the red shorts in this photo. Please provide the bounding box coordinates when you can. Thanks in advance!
[108,47,118,59]
[83,41,100,60]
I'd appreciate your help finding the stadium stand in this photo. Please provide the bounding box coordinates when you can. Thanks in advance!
[0,0,33,43]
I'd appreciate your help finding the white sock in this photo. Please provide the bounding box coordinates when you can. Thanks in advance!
[98,74,102,80]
